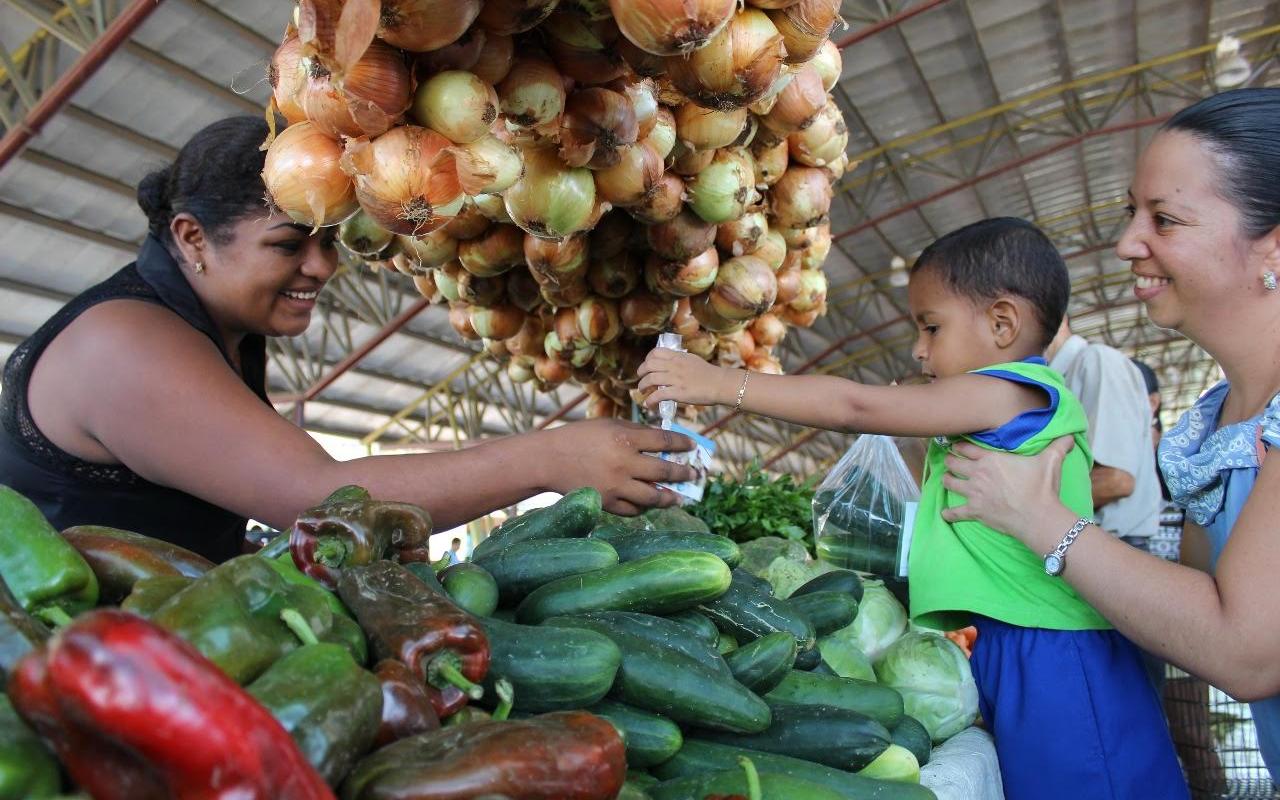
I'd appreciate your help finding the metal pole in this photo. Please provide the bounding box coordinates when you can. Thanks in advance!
[835,0,953,50]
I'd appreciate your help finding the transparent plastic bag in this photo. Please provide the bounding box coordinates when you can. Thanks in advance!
[812,435,920,580]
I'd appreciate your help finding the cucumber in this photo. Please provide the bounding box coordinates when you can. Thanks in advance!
[517,551,732,623]
[472,487,602,559]
[651,769,847,800]
[618,783,653,800]
[766,671,904,728]
[572,611,732,677]
[787,591,859,636]
[479,617,621,712]
[652,740,937,800]
[590,528,742,568]
[627,771,660,788]
[402,561,445,594]
[809,660,838,675]
[717,633,738,654]
[891,716,932,767]
[489,607,517,622]
[588,700,683,767]
[723,632,797,693]
[699,569,816,664]
[665,609,720,646]
[858,744,920,783]
[696,701,891,771]
[542,617,771,734]
[437,562,498,617]
[474,538,619,602]
[792,569,865,603]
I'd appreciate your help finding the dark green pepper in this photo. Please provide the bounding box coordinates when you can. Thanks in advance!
[0,694,60,799]
[265,551,356,621]
[120,575,194,617]
[0,486,98,625]
[247,615,383,787]
[0,573,49,683]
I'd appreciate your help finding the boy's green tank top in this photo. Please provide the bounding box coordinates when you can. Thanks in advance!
[909,358,1112,632]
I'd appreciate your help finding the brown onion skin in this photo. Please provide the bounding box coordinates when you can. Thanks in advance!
[506,267,545,312]
[770,165,834,230]
[415,26,486,74]
[445,199,493,240]
[558,87,640,169]
[263,121,359,229]
[588,250,644,298]
[594,142,664,207]
[524,233,590,286]
[590,212,636,260]
[577,297,623,344]
[472,33,516,84]
[671,296,700,337]
[760,63,826,141]
[690,291,747,333]
[380,0,482,52]
[449,301,481,339]
[709,253,778,320]
[457,224,525,277]
[767,0,841,65]
[340,126,463,236]
[455,269,507,307]
[620,290,678,335]
[470,303,526,340]
[627,172,685,224]
[750,311,787,347]
[646,246,720,296]
[664,8,786,111]
[477,0,560,35]
[609,0,738,57]
[269,32,308,124]
[717,211,768,256]
[647,209,718,261]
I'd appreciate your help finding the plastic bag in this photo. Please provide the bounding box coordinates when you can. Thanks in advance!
[812,435,920,580]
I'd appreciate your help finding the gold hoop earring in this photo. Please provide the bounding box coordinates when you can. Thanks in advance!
[1265,271,1277,292]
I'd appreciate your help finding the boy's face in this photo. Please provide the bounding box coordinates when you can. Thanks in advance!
[907,268,1009,379]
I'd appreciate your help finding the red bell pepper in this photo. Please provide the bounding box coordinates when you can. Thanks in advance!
[372,659,440,748]
[8,609,335,800]
[290,490,433,589]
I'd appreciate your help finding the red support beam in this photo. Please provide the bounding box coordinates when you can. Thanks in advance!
[0,0,165,170]
[535,392,588,430]
[833,115,1170,243]
[836,0,954,49]
[763,428,821,469]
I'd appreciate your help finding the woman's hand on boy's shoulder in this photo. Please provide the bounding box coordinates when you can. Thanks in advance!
[638,349,737,408]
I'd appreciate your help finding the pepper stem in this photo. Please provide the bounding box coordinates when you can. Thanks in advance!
[314,537,349,569]
[737,756,761,800]
[34,606,73,628]
[280,608,320,646]
[427,652,484,700]
[492,678,514,721]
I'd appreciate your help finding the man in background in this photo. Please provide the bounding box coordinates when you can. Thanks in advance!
[445,537,464,566]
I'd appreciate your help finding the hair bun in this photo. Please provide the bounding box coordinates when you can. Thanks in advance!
[136,166,173,238]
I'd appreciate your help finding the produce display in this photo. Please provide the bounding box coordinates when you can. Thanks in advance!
[262,0,851,419]
[0,476,988,798]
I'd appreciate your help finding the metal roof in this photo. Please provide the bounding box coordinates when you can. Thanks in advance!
[1,0,1276,477]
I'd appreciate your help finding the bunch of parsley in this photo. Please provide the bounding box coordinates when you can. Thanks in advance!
[690,461,818,545]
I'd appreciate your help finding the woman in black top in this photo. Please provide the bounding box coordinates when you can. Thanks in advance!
[0,116,692,562]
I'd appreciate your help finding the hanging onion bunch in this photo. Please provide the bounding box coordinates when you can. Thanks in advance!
[379,0,482,52]
[263,121,359,229]
[665,8,786,111]
[341,125,464,235]
[558,88,640,169]
[610,0,739,56]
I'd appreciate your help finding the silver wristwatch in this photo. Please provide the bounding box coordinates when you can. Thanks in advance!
[1044,517,1094,576]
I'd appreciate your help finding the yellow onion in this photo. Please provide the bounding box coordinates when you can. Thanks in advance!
[800,224,831,269]
[412,71,499,145]
[554,305,589,351]
[760,63,826,141]
[750,311,787,347]
[472,33,515,84]
[595,142,664,207]
[341,126,464,235]
[747,350,783,373]
[268,32,308,125]
[449,301,480,339]
[412,271,442,302]
[498,57,566,128]
[577,297,623,344]
[435,261,463,301]
[818,152,851,182]
[470,303,526,339]
[565,0,614,20]
[647,209,718,260]
[477,0,559,35]
[535,353,573,387]
[508,357,536,384]
[716,210,767,256]
[811,38,842,91]
[298,39,415,139]
[455,269,507,307]
[709,253,777,320]
[747,68,792,115]
[339,210,395,257]
[729,114,759,149]
[472,193,513,224]
[789,98,847,167]
[717,328,756,365]
[746,0,802,8]
[771,166,833,230]
[445,198,493,240]
[452,135,524,195]
[628,172,685,224]
[646,247,720,296]
[621,289,678,334]
[263,122,358,229]
[544,13,629,86]
[618,78,661,139]
[754,227,787,270]
[751,137,790,188]
[780,224,818,249]
[416,26,486,74]
[671,296,699,336]
[504,314,545,357]
[671,144,716,177]
[484,337,510,360]
[588,250,644,298]
[674,104,748,151]
[687,147,754,223]
[645,107,678,161]
[559,88,640,169]
[618,36,669,77]
[610,0,737,56]
[789,267,827,311]
[774,252,801,305]
[686,326,720,358]
[390,252,420,276]
[504,146,597,242]
[591,212,635,260]
[783,304,821,327]
[524,232,590,286]
[585,393,621,419]
[380,0,482,52]
[768,0,841,64]
[571,345,599,370]
[506,267,544,312]
[458,224,525,277]
[690,291,746,332]
[666,9,785,110]
[398,228,457,269]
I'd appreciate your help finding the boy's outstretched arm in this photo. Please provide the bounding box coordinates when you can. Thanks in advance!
[638,349,1046,438]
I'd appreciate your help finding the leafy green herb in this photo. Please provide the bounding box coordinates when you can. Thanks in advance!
[690,461,818,545]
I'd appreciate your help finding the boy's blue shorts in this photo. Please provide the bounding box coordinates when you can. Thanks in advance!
[970,616,1189,800]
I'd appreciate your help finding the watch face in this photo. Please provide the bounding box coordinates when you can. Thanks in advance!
[1044,553,1064,576]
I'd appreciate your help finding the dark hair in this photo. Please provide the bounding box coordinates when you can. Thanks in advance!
[910,217,1069,348]
[1163,88,1280,239]
[137,116,270,252]
[451,538,461,545]
[1131,359,1160,396]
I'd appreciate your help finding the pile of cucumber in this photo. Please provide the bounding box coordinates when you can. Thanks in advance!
[443,488,938,800]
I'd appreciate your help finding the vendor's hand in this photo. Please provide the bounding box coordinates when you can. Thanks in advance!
[940,436,1076,549]
[546,418,697,516]
[638,349,738,408]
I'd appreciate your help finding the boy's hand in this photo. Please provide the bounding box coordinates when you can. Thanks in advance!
[638,349,739,408]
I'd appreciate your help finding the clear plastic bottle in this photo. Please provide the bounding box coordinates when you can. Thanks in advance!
[654,332,684,429]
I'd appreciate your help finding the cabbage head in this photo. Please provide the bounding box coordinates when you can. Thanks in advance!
[817,636,876,682]
[873,631,978,743]
[738,537,811,579]
[765,556,837,598]
[837,579,906,662]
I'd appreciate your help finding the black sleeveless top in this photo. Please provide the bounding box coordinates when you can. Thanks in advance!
[0,236,268,562]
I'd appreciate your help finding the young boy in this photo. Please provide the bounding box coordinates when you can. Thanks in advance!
[639,218,1186,800]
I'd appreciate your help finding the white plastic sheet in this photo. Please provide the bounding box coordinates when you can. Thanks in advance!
[920,726,1005,800]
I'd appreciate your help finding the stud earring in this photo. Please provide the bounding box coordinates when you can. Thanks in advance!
[194,260,205,274]
[1265,271,1277,292]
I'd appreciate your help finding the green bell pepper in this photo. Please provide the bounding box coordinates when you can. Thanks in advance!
[120,575,195,617]
[0,573,49,683]
[0,694,60,799]
[0,486,98,626]
[264,551,355,620]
